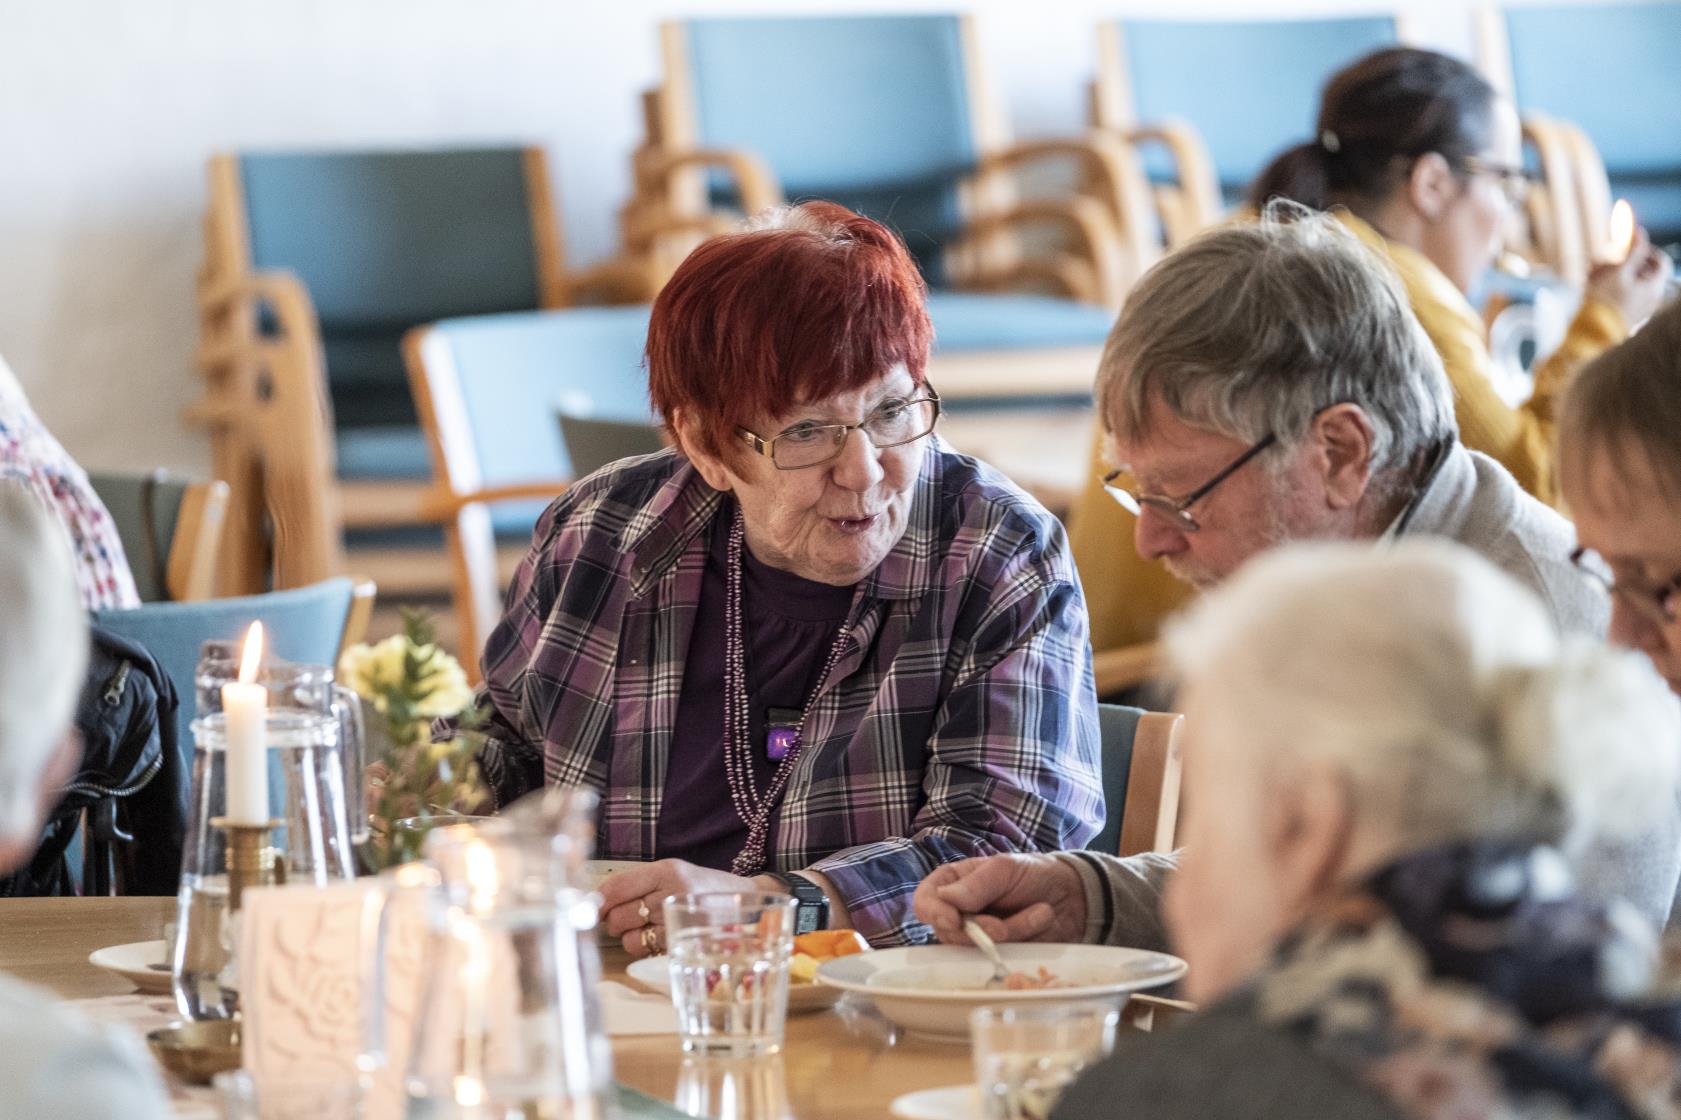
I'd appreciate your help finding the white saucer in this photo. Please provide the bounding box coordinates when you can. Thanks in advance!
[890,1085,981,1120]
[624,955,842,1013]
[88,940,172,995]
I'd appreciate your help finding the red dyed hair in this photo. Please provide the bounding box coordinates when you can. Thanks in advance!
[646,201,933,462]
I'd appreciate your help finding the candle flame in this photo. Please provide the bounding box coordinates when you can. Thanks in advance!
[1606,199,1636,263]
[237,621,264,685]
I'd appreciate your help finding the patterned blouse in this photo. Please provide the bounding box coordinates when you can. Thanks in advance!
[466,443,1104,945]
[0,358,138,609]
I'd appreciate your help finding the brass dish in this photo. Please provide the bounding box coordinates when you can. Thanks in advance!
[146,1019,241,1085]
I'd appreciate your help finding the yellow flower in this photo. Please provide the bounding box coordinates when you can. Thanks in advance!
[337,635,472,719]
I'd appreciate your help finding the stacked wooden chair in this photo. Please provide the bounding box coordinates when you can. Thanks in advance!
[1479,2,1681,284]
[190,147,655,597]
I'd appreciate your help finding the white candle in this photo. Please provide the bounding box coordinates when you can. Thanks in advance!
[222,622,269,825]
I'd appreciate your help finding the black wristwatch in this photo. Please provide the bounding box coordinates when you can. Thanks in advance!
[765,871,830,934]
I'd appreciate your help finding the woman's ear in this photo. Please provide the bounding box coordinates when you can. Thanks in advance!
[1266,762,1354,920]
[1405,151,1459,222]
[1310,404,1377,511]
[669,408,736,493]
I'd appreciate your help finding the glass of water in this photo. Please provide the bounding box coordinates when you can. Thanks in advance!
[663,892,798,1057]
[971,1002,1119,1120]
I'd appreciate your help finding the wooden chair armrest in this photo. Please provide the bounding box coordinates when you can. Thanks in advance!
[416,482,571,522]
[339,577,378,658]
[1120,992,1197,1032]
[1092,641,1162,696]
[1117,120,1224,240]
[977,133,1159,282]
[955,197,1124,307]
[960,256,1102,306]
[195,270,323,374]
[636,147,785,217]
[167,480,231,602]
[563,256,662,304]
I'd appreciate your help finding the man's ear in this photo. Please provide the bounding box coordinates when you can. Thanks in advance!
[669,408,736,493]
[1311,404,1377,511]
[1404,151,1459,222]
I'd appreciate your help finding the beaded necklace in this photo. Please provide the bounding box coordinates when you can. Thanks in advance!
[723,509,851,877]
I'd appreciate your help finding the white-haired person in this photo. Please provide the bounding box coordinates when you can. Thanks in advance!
[937,543,1681,1118]
[0,483,170,1118]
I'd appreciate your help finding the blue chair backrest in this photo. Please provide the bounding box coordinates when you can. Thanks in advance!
[239,148,545,431]
[1089,702,1144,856]
[1116,16,1398,198]
[679,15,979,280]
[427,307,654,528]
[93,578,356,755]
[1503,3,1681,174]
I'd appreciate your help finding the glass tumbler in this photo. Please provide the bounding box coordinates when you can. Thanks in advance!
[197,642,370,847]
[172,709,357,1020]
[970,1003,1119,1120]
[663,893,798,1057]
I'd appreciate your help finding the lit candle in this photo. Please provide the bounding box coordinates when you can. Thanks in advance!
[1604,199,1636,264]
[222,622,269,825]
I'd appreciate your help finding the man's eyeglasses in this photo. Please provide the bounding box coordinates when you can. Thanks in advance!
[1102,432,1278,533]
[1570,547,1681,628]
[737,386,941,471]
[1458,156,1541,208]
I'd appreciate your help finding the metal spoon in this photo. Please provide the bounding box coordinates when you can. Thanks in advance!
[963,918,1011,989]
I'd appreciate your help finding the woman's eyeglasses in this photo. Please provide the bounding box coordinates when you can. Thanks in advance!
[1459,156,1541,208]
[737,386,942,471]
[1570,546,1681,627]
[1101,433,1278,534]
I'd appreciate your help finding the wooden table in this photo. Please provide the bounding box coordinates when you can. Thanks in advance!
[0,897,973,1119]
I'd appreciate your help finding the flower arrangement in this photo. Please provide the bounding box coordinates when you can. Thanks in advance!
[339,610,488,867]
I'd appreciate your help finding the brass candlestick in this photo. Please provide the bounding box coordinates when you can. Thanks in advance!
[212,817,286,912]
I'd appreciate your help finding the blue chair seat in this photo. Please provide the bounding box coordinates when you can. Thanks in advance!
[925,292,1115,353]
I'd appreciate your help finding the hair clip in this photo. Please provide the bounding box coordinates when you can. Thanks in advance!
[1319,130,1342,154]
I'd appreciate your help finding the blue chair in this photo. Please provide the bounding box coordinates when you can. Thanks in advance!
[1486,3,1681,258]
[405,308,655,667]
[1092,15,1400,241]
[191,148,656,593]
[92,577,374,754]
[86,471,230,603]
[1089,704,1184,858]
[628,14,1145,397]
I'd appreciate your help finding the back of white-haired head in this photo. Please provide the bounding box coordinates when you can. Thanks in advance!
[1165,540,1681,856]
[0,484,88,844]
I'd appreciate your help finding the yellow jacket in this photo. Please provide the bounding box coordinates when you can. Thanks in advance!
[1068,211,1624,659]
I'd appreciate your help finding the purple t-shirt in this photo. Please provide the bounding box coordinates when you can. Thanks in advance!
[656,510,854,869]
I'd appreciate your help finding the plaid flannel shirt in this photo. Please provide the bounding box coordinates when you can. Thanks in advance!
[468,442,1103,944]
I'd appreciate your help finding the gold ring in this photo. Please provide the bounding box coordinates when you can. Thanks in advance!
[641,924,661,955]
[637,899,651,925]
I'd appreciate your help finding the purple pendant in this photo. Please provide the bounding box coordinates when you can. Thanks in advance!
[766,727,797,761]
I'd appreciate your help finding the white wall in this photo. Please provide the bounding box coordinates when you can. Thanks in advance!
[0,0,1488,474]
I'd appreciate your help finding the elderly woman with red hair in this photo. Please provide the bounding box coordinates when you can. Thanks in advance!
[466,203,1102,951]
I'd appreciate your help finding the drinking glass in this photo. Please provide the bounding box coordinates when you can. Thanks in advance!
[663,893,798,1057]
[172,710,356,1020]
[674,1056,792,1120]
[970,1003,1119,1120]
[197,642,370,847]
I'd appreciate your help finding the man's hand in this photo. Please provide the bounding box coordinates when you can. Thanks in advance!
[912,854,1088,945]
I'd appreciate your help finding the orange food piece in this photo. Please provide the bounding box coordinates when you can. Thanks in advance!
[794,929,870,960]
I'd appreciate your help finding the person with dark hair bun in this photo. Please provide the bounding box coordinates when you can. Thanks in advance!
[1249,46,1671,507]
[453,202,1102,954]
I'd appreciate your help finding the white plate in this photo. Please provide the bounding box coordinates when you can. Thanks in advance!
[890,1085,982,1120]
[88,940,172,995]
[816,943,1185,1041]
[623,955,843,1013]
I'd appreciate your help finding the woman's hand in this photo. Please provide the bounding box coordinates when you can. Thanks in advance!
[1587,225,1675,329]
[597,859,762,958]
[912,854,1088,945]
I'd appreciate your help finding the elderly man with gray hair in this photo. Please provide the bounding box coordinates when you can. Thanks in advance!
[0,483,171,1119]
[913,208,1681,951]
